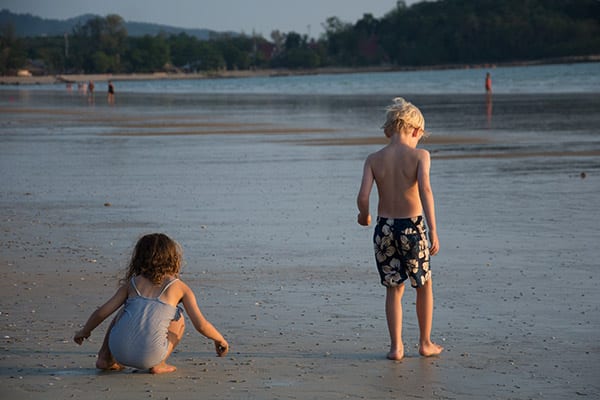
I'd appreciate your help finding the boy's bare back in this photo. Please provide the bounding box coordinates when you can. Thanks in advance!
[366,143,430,219]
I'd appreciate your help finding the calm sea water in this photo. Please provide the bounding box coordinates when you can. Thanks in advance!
[117,62,600,95]
[3,62,599,95]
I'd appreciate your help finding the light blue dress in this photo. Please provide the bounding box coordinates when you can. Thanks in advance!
[108,277,182,369]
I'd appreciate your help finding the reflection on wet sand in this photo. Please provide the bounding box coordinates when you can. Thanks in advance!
[486,93,493,129]
[106,127,338,136]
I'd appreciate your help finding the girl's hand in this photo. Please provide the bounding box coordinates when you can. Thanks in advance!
[215,340,229,357]
[73,330,90,345]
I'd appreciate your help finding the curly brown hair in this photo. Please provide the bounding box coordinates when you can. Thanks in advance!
[123,233,182,285]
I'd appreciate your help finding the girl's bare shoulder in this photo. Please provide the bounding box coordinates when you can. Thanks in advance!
[171,278,195,297]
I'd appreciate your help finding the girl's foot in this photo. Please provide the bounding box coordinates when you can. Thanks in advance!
[96,359,124,371]
[150,363,177,374]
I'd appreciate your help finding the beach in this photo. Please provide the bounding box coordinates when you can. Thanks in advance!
[1,86,599,399]
[0,67,406,86]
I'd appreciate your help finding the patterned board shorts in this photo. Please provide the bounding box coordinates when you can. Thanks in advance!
[373,216,431,288]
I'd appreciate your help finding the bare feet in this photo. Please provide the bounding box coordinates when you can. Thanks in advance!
[387,349,404,361]
[96,359,124,371]
[95,335,124,371]
[419,341,444,357]
[150,363,177,374]
[387,343,404,360]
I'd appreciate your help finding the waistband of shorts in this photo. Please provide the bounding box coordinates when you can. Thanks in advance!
[376,216,424,226]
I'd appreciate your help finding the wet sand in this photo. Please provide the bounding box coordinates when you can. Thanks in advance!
[1,90,599,399]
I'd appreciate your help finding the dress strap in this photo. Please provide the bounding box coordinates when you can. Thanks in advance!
[130,276,142,296]
[158,278,179,297]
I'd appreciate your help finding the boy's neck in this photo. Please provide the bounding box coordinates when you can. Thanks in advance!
[391,132,418,148]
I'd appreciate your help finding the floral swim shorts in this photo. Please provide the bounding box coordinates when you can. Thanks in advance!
[373,216,431,288]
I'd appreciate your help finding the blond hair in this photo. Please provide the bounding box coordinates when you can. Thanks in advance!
[382,97,427,136]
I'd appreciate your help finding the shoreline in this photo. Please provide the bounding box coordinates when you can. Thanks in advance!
[2,55,598,86]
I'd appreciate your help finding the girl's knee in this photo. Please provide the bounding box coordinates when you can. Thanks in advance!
[169,317,185,338]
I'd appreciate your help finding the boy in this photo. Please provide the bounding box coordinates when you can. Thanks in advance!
[356,97,443,360]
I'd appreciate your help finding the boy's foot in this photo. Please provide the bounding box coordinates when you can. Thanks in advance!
[386,349,404,361]
[150,363,177,374]
[419,341,444,357]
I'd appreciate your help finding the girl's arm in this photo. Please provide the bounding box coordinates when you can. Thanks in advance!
[74,285,129,344]
[180,282,229,356]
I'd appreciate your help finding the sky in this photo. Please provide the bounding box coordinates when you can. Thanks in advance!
[1,0,421,38]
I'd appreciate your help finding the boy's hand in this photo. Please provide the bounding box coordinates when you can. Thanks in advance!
[357,213,371,226]
[73,330,90,345]
[429,232,439,256]
[215,340,229,357]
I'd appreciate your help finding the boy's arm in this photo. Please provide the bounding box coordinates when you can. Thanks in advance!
[357,157,374,226]
[74,284,128,344]
[180,282,229,356]
[417,150,439,255]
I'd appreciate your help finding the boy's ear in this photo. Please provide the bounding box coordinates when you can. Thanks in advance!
[412,128,419,138]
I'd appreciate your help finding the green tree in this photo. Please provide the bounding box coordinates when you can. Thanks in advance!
[26,36,65,73]
[168,33,225,71]
[214,36,254,70]
[322,16,359,65]
[0,23,26,74]
[126,34,169,72]
[353,13,382,65]
[269,31,321,68]
[70,15,127,72]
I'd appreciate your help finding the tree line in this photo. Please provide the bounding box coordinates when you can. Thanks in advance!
[1,0,599,76]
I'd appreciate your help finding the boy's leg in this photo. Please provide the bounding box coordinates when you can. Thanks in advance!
[96,316,124,371]
[415,278,443,356]
[150,317,185,374]
[385,284,405,360]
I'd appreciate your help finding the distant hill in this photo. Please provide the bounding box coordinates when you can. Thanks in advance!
[0,9,218,39]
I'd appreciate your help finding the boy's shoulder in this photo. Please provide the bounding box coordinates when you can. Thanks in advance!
[366,146,431,172]
[369,143,430,158]
[414,146,431,157]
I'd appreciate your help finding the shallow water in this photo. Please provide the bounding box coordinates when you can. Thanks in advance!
[1,89,599,273]
[4,62,599,95]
